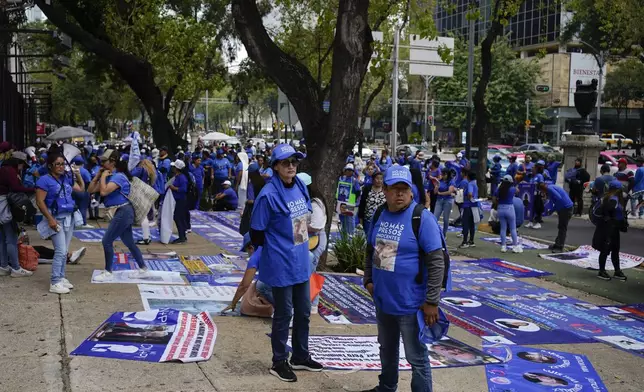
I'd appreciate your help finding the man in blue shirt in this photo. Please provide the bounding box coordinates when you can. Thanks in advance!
[157,146,172,179]
[538,183,573,252]
[546,155,561,184]
[506,155,518,181]
[213,180,238,211]
[213,149,232,195]
[489,155,502,195]
[363,165,446,392]
[189,156,205,210]
[631,160,644,218]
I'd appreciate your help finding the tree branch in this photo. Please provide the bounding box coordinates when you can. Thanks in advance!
[359,76,387,132]
[164,85,178,115]
[371,0,399,31]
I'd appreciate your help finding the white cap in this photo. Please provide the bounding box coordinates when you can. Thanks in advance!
[222,180,232,186]
[344,163,355,171]
[171,159,186,170]
[456,152,463,158]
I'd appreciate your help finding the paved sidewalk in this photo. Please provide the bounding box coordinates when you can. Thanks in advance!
[0,222,642,392]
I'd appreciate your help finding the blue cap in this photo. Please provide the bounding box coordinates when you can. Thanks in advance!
[217,149,224,155]
[41,153,48,160]
[384,166,412,187]
[346,156,355,163]
[493,154,501,161]
[121,154,129,161]
[71,156,85,164]
[240,233,252,252]
[270,143,305,163]
[536,160,545,166]
[609,180,623,190]
[248,162,260,173]
[417,308,450,344]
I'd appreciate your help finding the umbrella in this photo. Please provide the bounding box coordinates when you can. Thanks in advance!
[201,131,232,142]
[46,126,94,141]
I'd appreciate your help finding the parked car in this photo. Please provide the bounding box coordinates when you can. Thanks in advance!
[396,144,429,157]
[469,147,510,175]
[601,133,633,149]
[598,151,638,174]
[512,143,557,154]
[352,145,376,159]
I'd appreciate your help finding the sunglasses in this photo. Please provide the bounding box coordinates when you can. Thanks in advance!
[279,158,300,167]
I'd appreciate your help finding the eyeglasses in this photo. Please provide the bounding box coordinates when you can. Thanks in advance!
[280,158,300,167]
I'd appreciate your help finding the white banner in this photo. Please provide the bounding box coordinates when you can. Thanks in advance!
[539,245,644,270]
[91,270,185,285]
[138,284,237,315]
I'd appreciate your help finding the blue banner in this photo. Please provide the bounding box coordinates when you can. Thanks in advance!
[186,272,249,286]
[190,210,240,232]
[460,258,552,278]
[70,309,217,363]
[74,228,176,243]
[318,274,377,324]
[485,345,607,391]
[600,304,644,323]
[516,183,554,220]
[111,253,188,274]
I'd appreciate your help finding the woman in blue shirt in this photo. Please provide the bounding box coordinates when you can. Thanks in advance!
[132,159,157,245]
[494,175,522,253]
[426,160,441,212]
[250,144,322,381]
[239,162,265,235]
[168,159,189,244]
[377,149,392,172]
[35,153,85,293]
[459,172,478,248]
[88,150,148,282]
[433,169,456,236]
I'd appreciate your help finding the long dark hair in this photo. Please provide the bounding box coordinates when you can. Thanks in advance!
[46,153,64,174]
[498,181,512,200]
[249,171,265,196]
[115,159,133,180]
[410,168,427,205]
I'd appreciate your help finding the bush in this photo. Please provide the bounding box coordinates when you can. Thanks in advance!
[331,226,367,273]
[409,132,423,144]
[526,151,563,163]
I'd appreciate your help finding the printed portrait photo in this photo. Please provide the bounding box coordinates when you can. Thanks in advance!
[291,215,309,245]
[441,297,482,308]
[374,238,398,272]
[517,351,558,364]
[91,322,174,345]
[494,319,540,332]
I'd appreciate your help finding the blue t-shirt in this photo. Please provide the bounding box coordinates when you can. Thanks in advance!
[159,158,172,176]
[189,164,205,189]
[547,161,561,183]
[251,181,311,287]
[131,167,149,184]
[36,174,75,215]
[546,185,574,211]
[463,180,478,208]
[513,197,525,227]
[260,167,273,179]
[370,203,443,315]
[412,184,420,203]
[222,187,239,208]
[172,173,188,200]
[214,158,231,179]
[79,167,91,186]
[410,158,422,171]
[437,179,455,200]
[506,162,518,179]
[103,172,130,207]
[426,168,441,191]
[246,246,263,270]
[490,163,502,181]
[246,182,256,202]
[234,162,243,177]
[377,156,392,172]
[494,186,516,205]
[531,173,545,184]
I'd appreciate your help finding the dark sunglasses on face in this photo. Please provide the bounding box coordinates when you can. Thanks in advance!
[280,158,300,167]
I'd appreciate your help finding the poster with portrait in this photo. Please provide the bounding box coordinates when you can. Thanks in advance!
[485,345,607,391]
[70,309,217,363]
[138,284,238,316]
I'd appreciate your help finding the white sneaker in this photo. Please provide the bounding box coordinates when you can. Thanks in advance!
[525,222,533,228]
[186,229,192,234]
[149,220,157,227]
[50,282,70,294]
[500,246,508,253]
[10,268,33,277]
[61,278,74,289]
[0,266,10,276]
[93,270,114,282]
[129,268,151,279]
[70,247,86,264]
[532,223,541,229]
[513,245,524,253]
[79,224,94,229]
[311,305,318,314]
[456,233,463,237]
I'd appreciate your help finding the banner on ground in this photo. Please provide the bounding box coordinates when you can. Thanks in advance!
[180,256,212,275]
[189,217,244,255]
[111,253,189,274]
[440,291,593,345]
[480,236,549,250]
[186,272,247,286]
[539,245,644,270]
[601,304,644,323]
[138,284,238,316]
[288,335,502,370]
[70,309,217,363]
[74,228,176,243]
[91,270,185,285]
[460,258,552,278]
[190,210,240,232]
[200,254,245,273]
[484,345,607,391]
[318,274,376,324]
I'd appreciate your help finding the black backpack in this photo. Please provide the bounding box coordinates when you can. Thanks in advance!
[367,203,450,288]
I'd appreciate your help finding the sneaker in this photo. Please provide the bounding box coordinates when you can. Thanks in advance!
[171,238,187,244]
[289,356,324,372]
[501,246,508,253]
[532,223,541,229]
[456,233,463,237]
[69,247,86,264]
[79,224,95,229]
[597,270,611,281]
[551,246,564,253]
[613,270,627,281]
[136,239,152,245]
[0,266,10,276]
[311,305,318,314]
[512,245,524,253]
[149,220,157,227]
[49,282,70,294]
[457,243,470,249]
[467,242,475,248]
[270,360,297,382]
[93,270,114,282]
[525,222,533,228]
[186,229,192,234]
[61,278,74,289]
[129,268,151,279]
[10,268,33,277]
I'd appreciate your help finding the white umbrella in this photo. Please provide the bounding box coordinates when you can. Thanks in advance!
[46,126,94,141]
[201,131,232,142]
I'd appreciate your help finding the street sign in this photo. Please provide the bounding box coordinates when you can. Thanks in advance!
[87,120,95,127]
[195,113,205,121]
[428,115,434,125]
[535,85,550,93]
[525,119,531,127]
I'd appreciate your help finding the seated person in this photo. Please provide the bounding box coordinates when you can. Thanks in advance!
[213,180,238,211]
[33,245,87,265]
[222,234,274,317]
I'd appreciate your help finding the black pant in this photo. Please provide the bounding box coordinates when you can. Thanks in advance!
[554,207,573,248]
[213,199,235,211]
[173,198,189,240]
[429,191,437,213]
[569,188,583,215]
[461,207,475,243]
[239,202,252,235]
[532,193,544,223]
[599,231,621,272]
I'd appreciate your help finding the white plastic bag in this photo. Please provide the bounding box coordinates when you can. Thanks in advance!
[159,191,176,244]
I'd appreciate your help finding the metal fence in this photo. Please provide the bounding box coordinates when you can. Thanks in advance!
[0,59,36,149]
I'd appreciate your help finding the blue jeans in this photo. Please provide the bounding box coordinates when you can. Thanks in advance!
[340,214,355,235]
[102,204,145,272]
[433,198,453,236]
[73,191,89,225]
[375,309,432,392]
[498,204,518,246]
[0,222,19,270]
[256,280,274,305]
[271,280,311,363]
[174,198,189,240]
[50,213,74,284]
[194,187,203,210]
